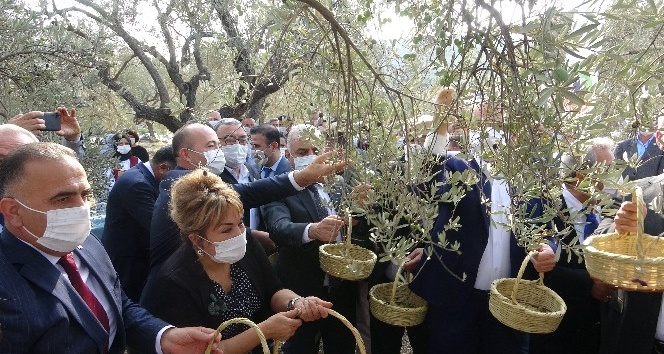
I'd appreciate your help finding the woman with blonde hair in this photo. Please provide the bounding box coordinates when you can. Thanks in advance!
[141,169,332,354]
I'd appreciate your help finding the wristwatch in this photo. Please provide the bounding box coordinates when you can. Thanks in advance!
[287,297,301,311]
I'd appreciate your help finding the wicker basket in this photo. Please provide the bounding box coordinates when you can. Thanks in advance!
[270,308,367,354]
[369,261,428,327]
[584,187,664,291]
[205,317,271,354]
[319,212,377,281]
[489,251,567,334]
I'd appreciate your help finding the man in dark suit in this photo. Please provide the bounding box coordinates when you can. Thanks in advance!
[406,88,547,354]
[614,120,664,181]
[214,118,275,254]
[102,145,176,302]
[598,193,664,354]
[250,124,292,179]
[528,137,616,354]
[146,123,345,283]
[0,142,221,354]
[261,123,356,354]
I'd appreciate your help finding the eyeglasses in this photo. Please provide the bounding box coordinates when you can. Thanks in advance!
[220,135,248,145]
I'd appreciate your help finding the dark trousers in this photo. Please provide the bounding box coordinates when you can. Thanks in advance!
[425,289,522,354]
[370,312,427,354]
[282,284,357,354]
[530,296,600,354]
[599,292,661,354]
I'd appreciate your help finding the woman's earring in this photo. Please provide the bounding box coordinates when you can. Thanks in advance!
[196,249,203,256]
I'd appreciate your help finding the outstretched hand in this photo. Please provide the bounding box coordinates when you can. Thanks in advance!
[293,296,332,322]
[160,326,222,354]
[293,151,347,185]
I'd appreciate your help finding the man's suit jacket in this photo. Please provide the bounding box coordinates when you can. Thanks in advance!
[261,188,331,296]
[614,137,664,181]
[102,162,158,302]
[147,167,300,277]
[0,229,167,354]
[409,157,524,309]
[263,157,292,178]
[598,208,664,354]
[526,197,601,354]
[219,166,259,227]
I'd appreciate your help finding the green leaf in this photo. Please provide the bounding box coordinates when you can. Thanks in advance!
[536,87,556,106]
[566,23,599,39]
[553,68,569,82]
[560,45,586,60]
[559,89,585,108]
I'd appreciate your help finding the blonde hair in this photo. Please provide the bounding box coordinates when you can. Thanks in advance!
[169,169,244,239]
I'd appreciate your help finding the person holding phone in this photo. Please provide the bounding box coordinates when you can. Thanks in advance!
[7,107,84,158]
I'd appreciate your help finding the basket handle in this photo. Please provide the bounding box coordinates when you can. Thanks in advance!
[510,250,543,305]
[205,317,271,354]
[344,208,353,248]
[270,309,366,354]
[328,308,367,354]
[633,187,647,264]
[389,260,408,306]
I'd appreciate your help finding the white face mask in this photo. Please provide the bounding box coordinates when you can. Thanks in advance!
[280,147,287,158]
[199,148,226,174]
[209,120,221,130]
[222,144,248,168]
[294,154,316,170]
[15,199,91,253]
[196,229,247,264]
[116,145,131,155]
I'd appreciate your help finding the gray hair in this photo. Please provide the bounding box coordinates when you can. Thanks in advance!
[287,124,319,151]
[560,137,615,178]
[217,118,241,127]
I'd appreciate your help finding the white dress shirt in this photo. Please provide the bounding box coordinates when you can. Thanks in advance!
[561,184,601,242]
[474,166,512,291]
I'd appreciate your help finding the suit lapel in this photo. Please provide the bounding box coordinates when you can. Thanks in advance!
[296,190,320,221]
[76,237,122,329]
[1,232,109,349]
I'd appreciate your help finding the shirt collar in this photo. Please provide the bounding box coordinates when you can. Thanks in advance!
[144,161,156,178]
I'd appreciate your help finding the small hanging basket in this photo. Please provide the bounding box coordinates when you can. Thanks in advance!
[205,317,271,354]
[319,211,377,281]
[489,251,567,334]
[584,187,664,291]
[369,261,428,327]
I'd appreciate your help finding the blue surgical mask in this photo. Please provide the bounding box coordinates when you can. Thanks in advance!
[294,154,316,170]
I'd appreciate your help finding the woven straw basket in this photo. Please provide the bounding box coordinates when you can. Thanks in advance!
[584,187,664,291]
[205,317,271,354]
[369,261,428,327]
[489,251,567,334]
[319,212,377,281]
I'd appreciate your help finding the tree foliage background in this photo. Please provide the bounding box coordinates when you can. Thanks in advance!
[2,0,664,269]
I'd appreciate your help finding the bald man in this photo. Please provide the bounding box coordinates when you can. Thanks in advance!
[0,124,40,232]
[0,124,39,160]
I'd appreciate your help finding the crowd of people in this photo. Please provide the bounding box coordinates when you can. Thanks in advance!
[1,97,664,354]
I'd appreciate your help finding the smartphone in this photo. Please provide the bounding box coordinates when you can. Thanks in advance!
[42,112,61,131]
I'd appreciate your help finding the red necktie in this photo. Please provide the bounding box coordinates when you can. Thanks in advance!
[58,254,110,334]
